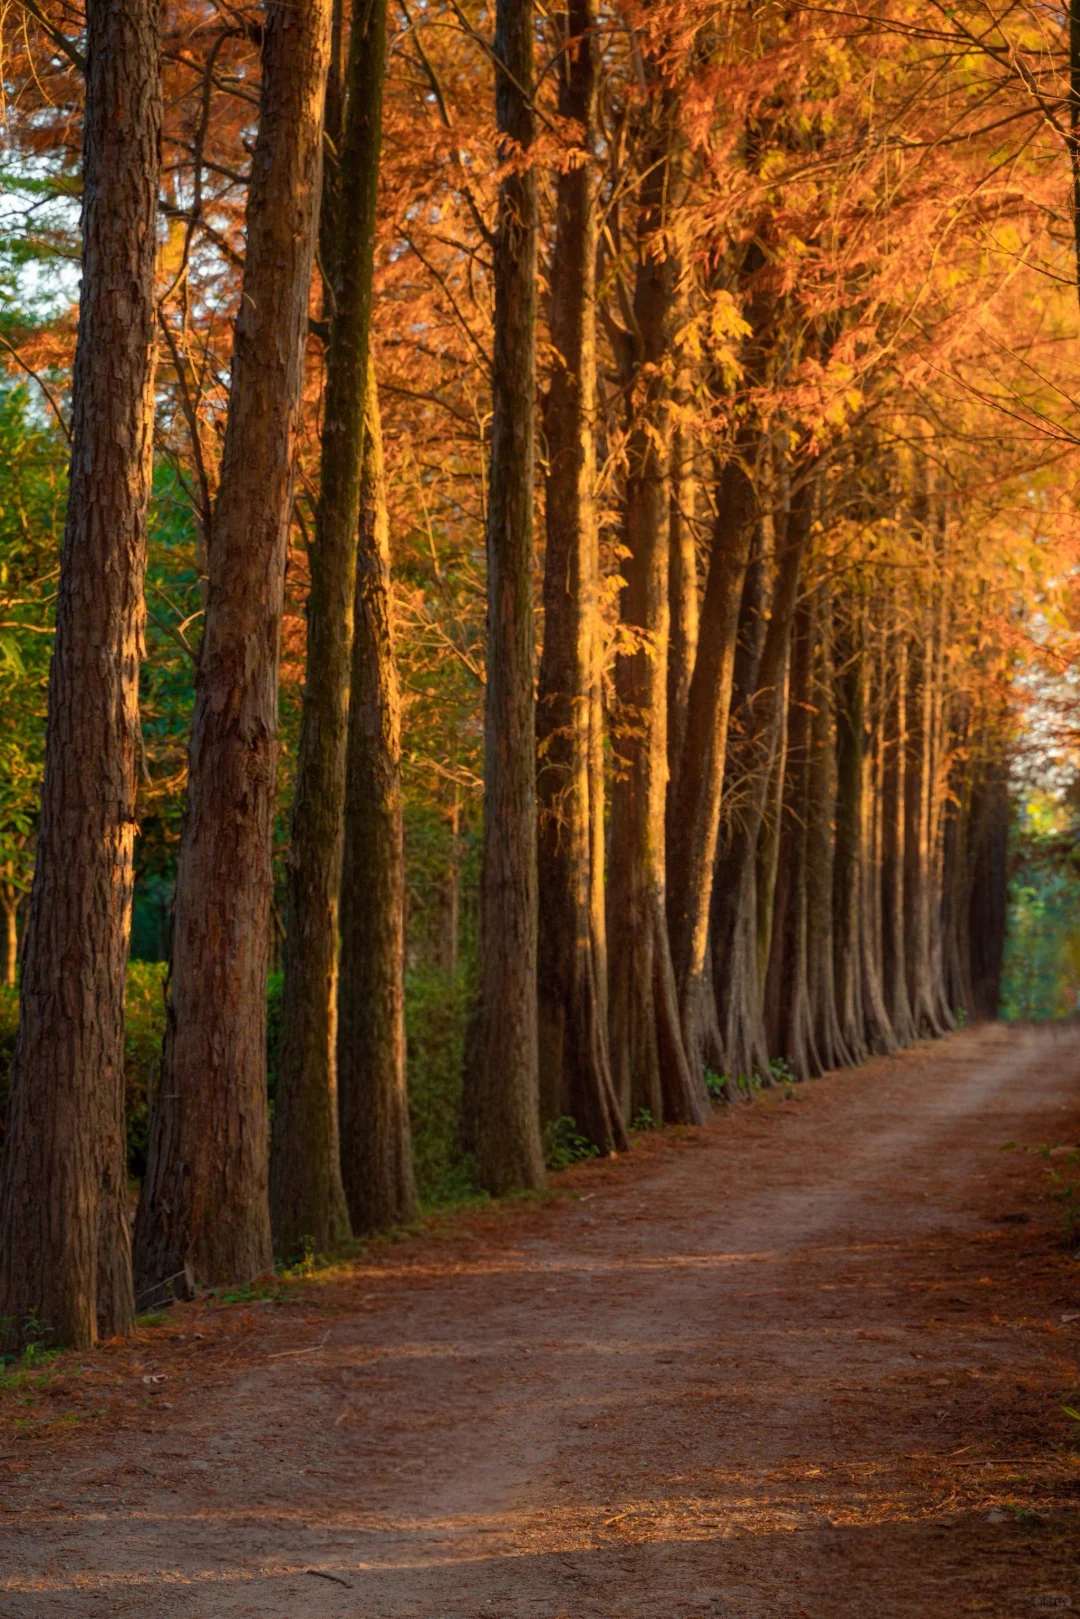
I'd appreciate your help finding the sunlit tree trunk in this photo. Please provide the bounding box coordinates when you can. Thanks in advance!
[536,0,626,1154]
[0,872,18,989]
[338,363,418,1231]
[806,592,852,1072]
[857,644,897,1054]
[667,442,756,1081]
[762,597,820,1078]
[461,0,546,1193]
[712,463,813,1086]
[607,81,707,1128]
[832,609,869,1065]
[0,0,160,1351]
[135,0,332,1301]
[271,0,387,1260]
[881,632,916,1044]
[666,434,699,803]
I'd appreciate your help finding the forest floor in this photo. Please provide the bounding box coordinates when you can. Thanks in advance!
[2,1023,1080,1619]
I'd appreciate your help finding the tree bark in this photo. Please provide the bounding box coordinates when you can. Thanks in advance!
[881,632,916,1044]
[666,443,756,1078]
[0,0,160,1351]
[762,597,820,1078]
[337,362,418,1231]
[805,592,853,1072]
[832,612,870,1063]
[271,0,387,1260]
[711,462,813,1086]
[134,0,332,1302]
[666,436,698,804]
[606,87,707,1129]
[536,0,626,1155]
[461,0,546,1193]
[0,878,18,989]
[857,643,898,1054]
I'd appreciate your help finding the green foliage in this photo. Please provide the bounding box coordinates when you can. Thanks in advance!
[1001,794,1080,1021]
[630,1107,655,1132]
[542,1115,600,1171]
[0,383,66,911]
[0,962,166,1177]
[704,1068,726,1101]
[405,962,477,1205]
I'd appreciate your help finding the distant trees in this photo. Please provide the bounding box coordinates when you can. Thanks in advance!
[0,0,1075,1348]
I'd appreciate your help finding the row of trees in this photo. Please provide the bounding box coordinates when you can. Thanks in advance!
[0,0,1077,1349]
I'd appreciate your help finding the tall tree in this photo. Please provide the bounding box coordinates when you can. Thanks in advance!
[0,0,161,1351]
[337,359,418,1230]
[134,0,333,1300]
[461,0,546,1194]
[271,0,390,1257]
[536,0,626,1155]
[607,73,708,1128]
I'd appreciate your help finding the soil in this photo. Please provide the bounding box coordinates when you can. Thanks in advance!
[2,1022,1079,1619]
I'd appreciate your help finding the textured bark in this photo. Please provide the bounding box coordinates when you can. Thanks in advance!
[881,634,917,1044]
[461,0,546,1194]
[337,365,418,1232]
[666,435,698,804]
[805,598,852,1073]
[755,663,789,992]
[762,598,820,1079]
[832,612,896,1062]
[904,631,948,1037]
[271,0,387,1260]
[134,0,332,1302]
[858,649,898,1055]
[536,0,626,1155]
[607,83,707,1129]
[712,466,813,1086]
[0,0,160,1352]
[941,706,974,1021]
[666,444,756,1078]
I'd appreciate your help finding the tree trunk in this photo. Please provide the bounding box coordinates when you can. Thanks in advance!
[607,84,707,1130]
[712,462,813,1087]
[881,632,916,1044]
[536,0,626,1155]
[461,0,546,1193]
[666,443,756,1079]
[762,597,820,1079]
[904,630,948,1037]
[271,0,387,1260]
[666,435,698,803]
[134,0,332,1302]
[337,363,418,1231]
[0,879,18,989]
[832,613,870,1063]
[0,0,160,1352]
[857,646,897,1054]
[805,593,853,1072]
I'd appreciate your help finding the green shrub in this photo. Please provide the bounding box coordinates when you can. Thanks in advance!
[543,1115,600,1170]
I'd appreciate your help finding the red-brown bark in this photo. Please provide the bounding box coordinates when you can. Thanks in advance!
[0,0,161,1350]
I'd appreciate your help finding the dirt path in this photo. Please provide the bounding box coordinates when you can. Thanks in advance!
[2,1024,1080,1618]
